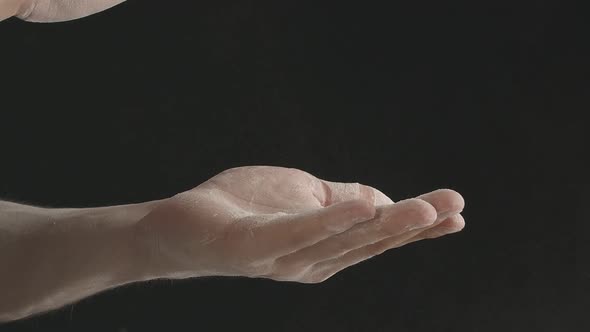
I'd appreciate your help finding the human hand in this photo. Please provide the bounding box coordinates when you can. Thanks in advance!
[6,0,125,22]
[136,166,465,283]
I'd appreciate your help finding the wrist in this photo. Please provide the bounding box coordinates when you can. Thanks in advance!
[57,201,162,285]
[0,199,163,321]
[132,194,218,280]
[29,202,160,307]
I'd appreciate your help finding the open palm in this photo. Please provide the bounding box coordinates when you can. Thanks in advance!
[138,166,465,283]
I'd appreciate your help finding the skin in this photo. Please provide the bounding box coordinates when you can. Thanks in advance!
[1,0,465,322]
[0,166,465,321]
[0,0,125,22]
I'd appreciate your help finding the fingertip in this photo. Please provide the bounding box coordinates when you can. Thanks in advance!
[401,198,438,225]
[450,214,466,232]
[442,188,465,212]
[433,214,466,235]
[418,188,465,213]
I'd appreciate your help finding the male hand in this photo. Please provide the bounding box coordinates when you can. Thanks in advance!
[4,0,125,22]
[137,166,465,283]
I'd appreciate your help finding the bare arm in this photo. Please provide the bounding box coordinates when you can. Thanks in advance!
[0,166,465,322]
[0,199,158,321]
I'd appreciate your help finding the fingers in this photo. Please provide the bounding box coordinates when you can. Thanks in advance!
[416,189,465,219]
[271,199,437,277]
[234,184,465,283]
[401,213,465,242]
[243,199,377,260]
[302,213,465,283]
[314,179,394,207]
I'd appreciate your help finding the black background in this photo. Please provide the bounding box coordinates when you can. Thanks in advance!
[1,0,588,331]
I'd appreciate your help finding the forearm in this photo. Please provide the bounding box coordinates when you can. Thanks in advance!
[0,199,159,321]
